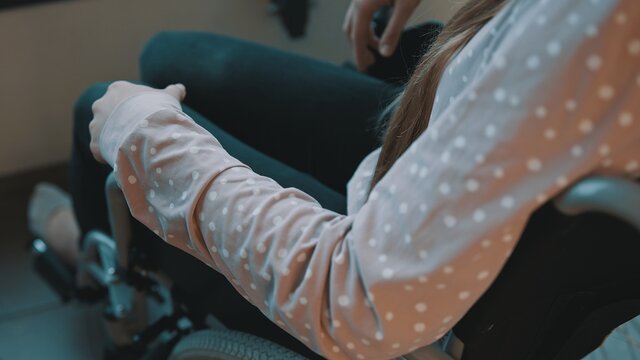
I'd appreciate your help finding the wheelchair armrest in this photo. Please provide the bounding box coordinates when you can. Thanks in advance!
[554,175,640,232]
[106,172,133,266]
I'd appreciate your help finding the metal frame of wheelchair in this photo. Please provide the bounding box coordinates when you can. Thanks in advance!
[31,173,640,359]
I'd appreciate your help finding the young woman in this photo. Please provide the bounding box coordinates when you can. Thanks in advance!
[30,0,639,358]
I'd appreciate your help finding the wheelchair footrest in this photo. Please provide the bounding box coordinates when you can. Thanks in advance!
[31,238,76,301]
[30,238,105,303]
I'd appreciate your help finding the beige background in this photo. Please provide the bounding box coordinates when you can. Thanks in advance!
[0,0,462,177]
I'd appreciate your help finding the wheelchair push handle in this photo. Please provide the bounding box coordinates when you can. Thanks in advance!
[554,175,640,232]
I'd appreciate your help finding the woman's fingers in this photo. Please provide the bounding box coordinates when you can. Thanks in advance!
[351,1,380,71]
[345,0,420,69]
[379,0,419,57]
[343,3,354,36]
[164,83,186,101]
[345,2,376,71]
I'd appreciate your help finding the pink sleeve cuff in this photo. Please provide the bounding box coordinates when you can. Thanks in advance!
[99,91,182,166]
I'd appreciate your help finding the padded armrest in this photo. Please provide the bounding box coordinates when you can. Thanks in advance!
[554,175,640,232]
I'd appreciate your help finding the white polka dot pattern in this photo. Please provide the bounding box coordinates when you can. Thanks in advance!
[98,0,639,358]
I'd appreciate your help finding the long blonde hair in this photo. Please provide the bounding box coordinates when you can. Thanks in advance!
[370,0,508,189]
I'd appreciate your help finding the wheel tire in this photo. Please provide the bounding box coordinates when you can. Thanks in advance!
[169,329,309,360]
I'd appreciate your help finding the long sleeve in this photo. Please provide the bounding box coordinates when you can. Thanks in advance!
[100,0,640,358]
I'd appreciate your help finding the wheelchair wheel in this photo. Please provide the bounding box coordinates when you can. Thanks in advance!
[169,329,308,360]
[584,315,640,359]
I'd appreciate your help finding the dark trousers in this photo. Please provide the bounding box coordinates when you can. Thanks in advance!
[70,32,399,357]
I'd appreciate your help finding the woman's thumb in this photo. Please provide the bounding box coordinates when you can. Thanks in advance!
[164,83,186,101]
[379,3,415,57]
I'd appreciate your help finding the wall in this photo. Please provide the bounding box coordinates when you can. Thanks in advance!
[0,0,462,177]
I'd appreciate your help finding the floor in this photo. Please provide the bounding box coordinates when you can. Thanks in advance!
[0,163,107,360]
[0,163,637,359]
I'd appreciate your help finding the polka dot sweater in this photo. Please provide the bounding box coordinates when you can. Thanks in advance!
[99,0,640,358]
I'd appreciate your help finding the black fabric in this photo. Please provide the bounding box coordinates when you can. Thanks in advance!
[454,203,640,360]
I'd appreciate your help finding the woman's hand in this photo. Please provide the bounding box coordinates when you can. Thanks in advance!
[89,81,186,163]
[343,0,421,71]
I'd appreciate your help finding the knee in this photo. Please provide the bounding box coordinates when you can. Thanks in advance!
[141,31,230,66]
[140,31,193,86]
[140,31,235,90]
[140,31,175,69]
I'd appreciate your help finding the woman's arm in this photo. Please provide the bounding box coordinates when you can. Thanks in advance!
[94,0,639,358]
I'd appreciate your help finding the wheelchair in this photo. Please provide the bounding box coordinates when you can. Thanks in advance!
[31,171,640,359]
